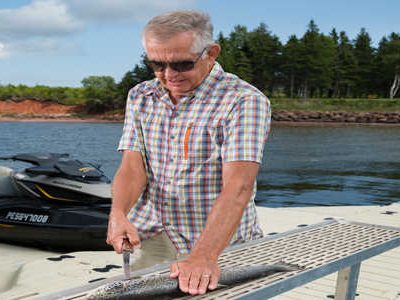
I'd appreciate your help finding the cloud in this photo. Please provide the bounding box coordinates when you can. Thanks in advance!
[0,0,83,38]
[0,0,83,59]
[0,0,196,58]
[0,42,10,59]
[68,0,196,23]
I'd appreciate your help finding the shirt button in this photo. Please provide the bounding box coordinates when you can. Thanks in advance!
[171,135,175,139]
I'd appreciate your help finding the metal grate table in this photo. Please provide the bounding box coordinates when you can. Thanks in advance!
[52,219,400,300]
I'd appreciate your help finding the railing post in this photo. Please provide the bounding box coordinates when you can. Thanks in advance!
[335,263,361,300]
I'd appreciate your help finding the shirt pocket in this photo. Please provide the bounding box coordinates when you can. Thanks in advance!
[182,122,222,163]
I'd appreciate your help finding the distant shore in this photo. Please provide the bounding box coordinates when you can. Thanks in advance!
[1,98,399,125]
[0,115,123,123]
[1,111,400,127]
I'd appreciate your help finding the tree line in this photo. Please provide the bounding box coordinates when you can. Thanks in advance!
[218,21,400,100]
[1,20,399,113]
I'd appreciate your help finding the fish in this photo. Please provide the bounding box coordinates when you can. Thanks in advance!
[84,262,300,300]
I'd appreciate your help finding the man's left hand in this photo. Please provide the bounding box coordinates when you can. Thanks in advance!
[170,254,220,295]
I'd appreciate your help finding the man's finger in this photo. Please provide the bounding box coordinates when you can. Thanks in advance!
[125,233,141,250]
[114,237,125,254]
[198,273,211,294]
[178,270,190,293]
[208,273,219,290]
[188,273,201,295]
[169,262,180,278]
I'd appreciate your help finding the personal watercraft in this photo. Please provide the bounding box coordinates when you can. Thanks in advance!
[0,153,112,251]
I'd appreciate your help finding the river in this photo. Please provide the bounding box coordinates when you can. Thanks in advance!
[1,121,399,207]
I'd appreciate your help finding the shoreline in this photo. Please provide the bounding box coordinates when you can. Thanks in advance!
[1,109,400,127]
[1,115,400,127]
[0,115,124,123]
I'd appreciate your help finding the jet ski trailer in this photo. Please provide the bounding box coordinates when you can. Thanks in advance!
[0,153,112,251]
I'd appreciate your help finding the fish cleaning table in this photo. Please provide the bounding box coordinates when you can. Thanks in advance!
[50,219,400,300]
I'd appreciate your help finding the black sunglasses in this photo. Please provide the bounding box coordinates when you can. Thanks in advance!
[147,48,208,72]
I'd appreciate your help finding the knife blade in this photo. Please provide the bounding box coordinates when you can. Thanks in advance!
[122,238,133,280]
[122,250,131,280]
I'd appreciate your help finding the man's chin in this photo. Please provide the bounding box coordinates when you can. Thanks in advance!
[168,87,190,97]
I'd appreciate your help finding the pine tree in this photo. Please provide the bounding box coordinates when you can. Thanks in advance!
[336,31,357,98]
[282,35,303,98]
[229,25,253,83]
[375,34,400,98]
[216,32,235,73]
[353,28,375,97]
[299,20,335,98]
[247,23,282,94]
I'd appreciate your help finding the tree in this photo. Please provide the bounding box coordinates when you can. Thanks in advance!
[81,76,118,113]
[376,33,400,98]
[335,31,357,98]
[247,23,282,94]
[216,32,236,73]
[330,28,341,97]
[299,20,335,98]
[228,25,253,83]
[282,35,303,98]
[117,55,154,109]
[353,28,375,97]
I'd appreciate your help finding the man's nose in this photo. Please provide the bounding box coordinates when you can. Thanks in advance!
[164,66,179,77]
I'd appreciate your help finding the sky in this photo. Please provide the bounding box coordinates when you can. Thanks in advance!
[1,0,399,87]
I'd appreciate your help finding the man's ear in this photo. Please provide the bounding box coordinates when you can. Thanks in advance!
[207,43,221,61]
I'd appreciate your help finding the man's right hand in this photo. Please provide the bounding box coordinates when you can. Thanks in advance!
[106,210,141,253]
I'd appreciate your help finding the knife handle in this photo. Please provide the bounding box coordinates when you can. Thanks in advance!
[122,238,134,253]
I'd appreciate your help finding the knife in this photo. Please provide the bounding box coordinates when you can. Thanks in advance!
[122,239,133,280]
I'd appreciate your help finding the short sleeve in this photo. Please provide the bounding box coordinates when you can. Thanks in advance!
[117,89,146,155]
[221,94,271,163]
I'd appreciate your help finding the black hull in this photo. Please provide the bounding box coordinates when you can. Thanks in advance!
[0,197,112,251]
[0,224,112,251]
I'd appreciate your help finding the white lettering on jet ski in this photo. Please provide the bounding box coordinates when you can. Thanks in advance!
[5,212,49,223]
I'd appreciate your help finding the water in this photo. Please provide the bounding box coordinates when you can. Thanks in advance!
[1,121,399,207]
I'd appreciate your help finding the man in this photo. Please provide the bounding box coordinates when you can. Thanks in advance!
[107,10,271,295]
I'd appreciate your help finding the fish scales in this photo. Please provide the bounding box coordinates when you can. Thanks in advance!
[85,262,300,300]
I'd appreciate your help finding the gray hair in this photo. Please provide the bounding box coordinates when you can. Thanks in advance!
[142,10,214,54]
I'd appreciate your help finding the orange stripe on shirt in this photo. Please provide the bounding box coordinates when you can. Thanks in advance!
[184,122,193,160]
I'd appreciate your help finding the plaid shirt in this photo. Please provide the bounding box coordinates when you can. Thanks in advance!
[118,62,271,253]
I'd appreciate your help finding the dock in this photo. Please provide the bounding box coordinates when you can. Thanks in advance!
[0,203,399,299]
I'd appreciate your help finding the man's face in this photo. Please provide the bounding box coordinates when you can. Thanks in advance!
[145,32,215,101]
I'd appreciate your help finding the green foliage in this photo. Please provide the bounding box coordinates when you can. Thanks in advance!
[117,56,154,108]
[81,75,118,113]
[353,28,375,97]
[282,35,303,98]
[332,31,357,98]
[271,98,400,112]
[375,33,400,97]
[2,20,400,115]
[0,84,84,104]
[247,23,282,93]
[216,19,400,100]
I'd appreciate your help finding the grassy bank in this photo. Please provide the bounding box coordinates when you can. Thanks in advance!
[270,98,400,112]
[1,97,400,115]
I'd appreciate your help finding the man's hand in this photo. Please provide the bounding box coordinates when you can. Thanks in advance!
[106,210,141,253]
[170,254,220,295]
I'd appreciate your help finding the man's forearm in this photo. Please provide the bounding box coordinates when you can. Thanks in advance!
[190,161,259,261]
[111,171,144,215]
[190,181,254,260]
[110,151,147,216]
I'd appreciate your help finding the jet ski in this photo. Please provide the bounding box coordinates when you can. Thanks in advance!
[0,153,112,251]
